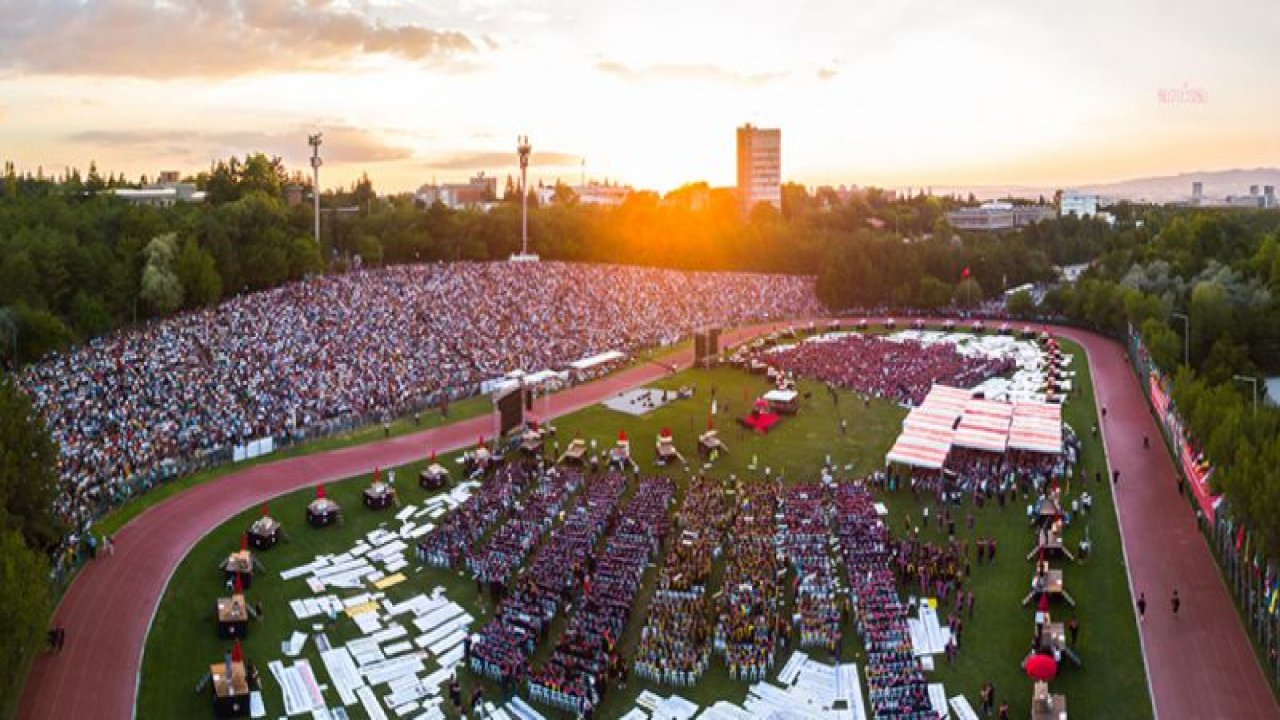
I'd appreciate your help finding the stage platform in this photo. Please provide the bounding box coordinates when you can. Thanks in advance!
[741,412,781,433]
[603,388,678,416]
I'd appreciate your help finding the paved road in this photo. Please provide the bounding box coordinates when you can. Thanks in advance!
[16,319,1277,719]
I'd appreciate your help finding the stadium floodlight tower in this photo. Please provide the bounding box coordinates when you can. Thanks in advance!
[308,132,323,246]
[510,134,540,262]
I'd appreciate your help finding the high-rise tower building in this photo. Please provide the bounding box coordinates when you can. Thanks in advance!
[736,124,781,216]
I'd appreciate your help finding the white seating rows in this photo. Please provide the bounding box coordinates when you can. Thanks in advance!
[928,684,950,719]
[319,647,363,706]
[949,695,980,720]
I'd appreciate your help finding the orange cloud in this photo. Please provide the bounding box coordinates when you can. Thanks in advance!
[0,0,478,79]
[65,126,414,165]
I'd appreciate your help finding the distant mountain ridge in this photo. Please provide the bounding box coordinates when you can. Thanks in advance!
[930,167,1280,203]
[1076,167,1280,203]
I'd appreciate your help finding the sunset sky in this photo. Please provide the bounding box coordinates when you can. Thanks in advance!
[1,0,1276,194]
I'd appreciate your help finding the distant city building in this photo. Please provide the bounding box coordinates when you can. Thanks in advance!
[415,172,498,209]
[736,124,781,216]
[535,180,633,207]
[284,183,305,208]
[1060,191,1099,217]
[111,171,205,207]
[575,181,631,206]
[946,201,1054,231]
[1185,181,1275,209]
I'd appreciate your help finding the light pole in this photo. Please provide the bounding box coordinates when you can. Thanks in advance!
[518,135,531,256]
[1233,375,1259,413]
[309,133,323,246]
[1171,312,1190,367]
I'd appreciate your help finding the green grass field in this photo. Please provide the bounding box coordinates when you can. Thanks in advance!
[138,340,1151,719]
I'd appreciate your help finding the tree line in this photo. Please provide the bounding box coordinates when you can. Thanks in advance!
[0,376,58,713]
[1043,208,1280,558]
[1,155,1121,367]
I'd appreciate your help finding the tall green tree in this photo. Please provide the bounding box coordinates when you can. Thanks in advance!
[0,376,57,713]
[140,233,183,314]
[1006,289,1035,317]
[175,238,222,308]
[1189,281,1233,364]
[1140,318,1183,371]
[954,277,984,307]
[0,377,60,548]
[0,527,52,713]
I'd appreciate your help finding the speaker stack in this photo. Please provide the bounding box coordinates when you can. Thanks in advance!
[694,327,721,368]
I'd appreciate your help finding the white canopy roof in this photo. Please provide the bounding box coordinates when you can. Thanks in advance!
[763,389,799,403]
[569,350,625,370]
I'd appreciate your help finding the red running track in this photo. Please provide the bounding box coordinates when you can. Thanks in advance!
[17,320,1278,719]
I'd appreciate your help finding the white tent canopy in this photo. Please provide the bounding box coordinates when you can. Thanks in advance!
[762,389,799,403]
[568,350,625,370]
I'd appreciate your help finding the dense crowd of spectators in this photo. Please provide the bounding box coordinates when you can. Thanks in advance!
[835,480,938,719]
[17,261,822,541]
[530,476,674,714]
[779,483,845,652]
[418,464,532,569]
[466,468,581,584]
[634,475,731,686]
[759,334,1012,405]
[469,473,627,686]
[715,481,785,682]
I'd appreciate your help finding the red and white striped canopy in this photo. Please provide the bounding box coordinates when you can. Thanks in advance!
[887,386,1063,466]
[886,433,951,469]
